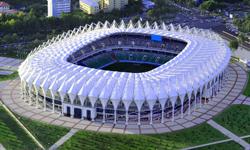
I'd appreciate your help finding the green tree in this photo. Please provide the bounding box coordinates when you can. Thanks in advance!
[238,33,247,44]
[229,40,239,51]
[199,0,218,11]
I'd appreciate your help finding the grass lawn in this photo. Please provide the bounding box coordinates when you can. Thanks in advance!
[59,123,226,150]
[245,137,250,144]
[243,72,250,96]
[102,62,158,73]
[0,71,18,82]
[213,105,250,136]
[0,106,40,149]
[18,116,70,149]
[196,141,243,150]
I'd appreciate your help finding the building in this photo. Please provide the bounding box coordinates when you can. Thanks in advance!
[0,1,9,12]
[0,1,19,15]
[18,20,231,125]
[79,0,128,14]
[101,0,128,11]
[48,0,71,17]
[79,0,99,14]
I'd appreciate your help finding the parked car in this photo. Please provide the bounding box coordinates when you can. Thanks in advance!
[246,61,250,68]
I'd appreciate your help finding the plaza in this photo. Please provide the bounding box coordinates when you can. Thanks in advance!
[1,62,247,134]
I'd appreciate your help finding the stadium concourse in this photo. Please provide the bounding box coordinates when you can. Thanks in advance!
[18,20,231,126]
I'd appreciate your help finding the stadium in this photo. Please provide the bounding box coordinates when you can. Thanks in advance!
[18,20,231,125]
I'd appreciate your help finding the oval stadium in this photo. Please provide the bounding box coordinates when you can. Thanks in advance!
[18,20,231,125]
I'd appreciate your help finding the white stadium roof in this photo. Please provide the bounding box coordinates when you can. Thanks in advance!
[19,20,231,108]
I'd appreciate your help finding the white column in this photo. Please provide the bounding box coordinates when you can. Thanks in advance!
[114,109,117,124]
[204,94,207,104]
[22,83,26,102]
[52,98,55,113]
[199,93,202,108]
[43,94,46,111]
[21,84,24,101]
[61,104,64,116]
[171,104,175,122]
[60,95,65,116]
[161,108,164,123]
[29,90,32,105]
[188,96,191,115]
[216,82,219,93]
[137,111,140,125]
[181,102,184,118]
[220,77,223,89]
[91,105,95,121]
[218,77,221,90]
[150,109,153,125]
[194,94,197,110]
[218,80,220,91]
[221,73,224,88]
[36,92,39,108]
[81,108,84,119]
[102,108,105,123]
[125,110,128,125]
[70,106,74,118]
[212,87,214,98]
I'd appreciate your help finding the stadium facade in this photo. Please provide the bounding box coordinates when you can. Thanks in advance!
[18,20,231,125]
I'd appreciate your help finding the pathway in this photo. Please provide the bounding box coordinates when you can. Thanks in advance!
[0,101,45,150]
[0,144,6,150]
[0,57,23,70]
[48,129,79,150]
[183,134,250,150]
[233,94,250,106]
[207,120,250,149]
[0,63,247,134]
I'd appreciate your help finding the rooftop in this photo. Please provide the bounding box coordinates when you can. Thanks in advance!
[80,0,99,7]
[0,1,9,7]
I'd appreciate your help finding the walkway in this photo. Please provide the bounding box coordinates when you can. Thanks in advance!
[48,129,79,150]
[0,101,45,149]
[183,134,250,150]
[0,63,248,134]
[233,94,250,106]
[0,144,6,150]
[0,57,22,70]
[207,120,250,149]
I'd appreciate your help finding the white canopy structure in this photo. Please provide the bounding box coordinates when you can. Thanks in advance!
[19,20,231,125]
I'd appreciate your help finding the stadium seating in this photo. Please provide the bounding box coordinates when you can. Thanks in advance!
[67,33,187,69]
[68,33,186,63]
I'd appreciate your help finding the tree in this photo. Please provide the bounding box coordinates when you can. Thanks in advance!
[234,15,250,33]
[238,33,247,44]
[199,0,218,11]
[229,40,239,51]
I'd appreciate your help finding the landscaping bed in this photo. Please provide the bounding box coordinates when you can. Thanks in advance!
[243,72,250,97]
[18,117,70,149]
[0,71,18,82]
[213,104,250,136]
[59,123,226,150]
[196,141,243,150]
[0,106,39,149]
